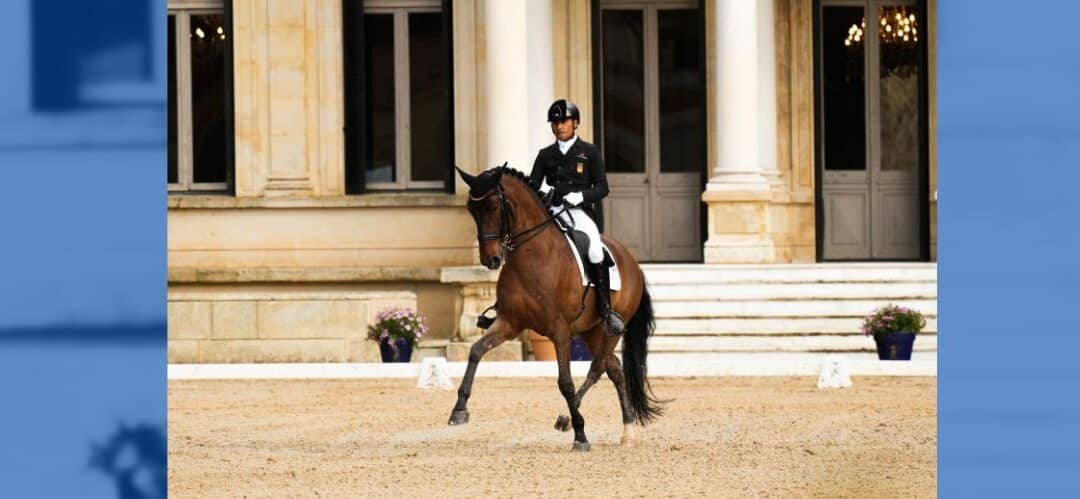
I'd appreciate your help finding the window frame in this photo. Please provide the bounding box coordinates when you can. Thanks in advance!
[168,0,230,193]
[597,0,698,175]
[364,1,445,191]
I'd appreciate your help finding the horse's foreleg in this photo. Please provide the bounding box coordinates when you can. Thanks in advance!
[448,323,512,425]
[553,333,590,451]
[554,356,604,432]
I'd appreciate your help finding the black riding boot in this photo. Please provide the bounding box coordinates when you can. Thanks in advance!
[593,256,626,336]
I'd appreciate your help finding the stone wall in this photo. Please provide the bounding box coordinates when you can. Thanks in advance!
[167,281,462,363]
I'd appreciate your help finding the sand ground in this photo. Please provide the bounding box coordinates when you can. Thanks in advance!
[168,376,936,498]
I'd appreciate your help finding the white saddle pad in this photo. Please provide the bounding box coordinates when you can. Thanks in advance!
[563,234,621,291]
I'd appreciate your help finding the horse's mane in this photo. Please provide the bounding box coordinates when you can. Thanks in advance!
[493,165,543,195]
[473,165,545,206]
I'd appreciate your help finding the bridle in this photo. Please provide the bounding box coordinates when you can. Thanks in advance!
[469,181,566,263]
[468,174,587,326]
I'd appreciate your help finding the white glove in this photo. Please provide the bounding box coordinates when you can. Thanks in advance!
[564,191,584,207]
[539,182,552,194]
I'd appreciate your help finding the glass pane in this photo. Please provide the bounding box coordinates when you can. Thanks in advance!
[658,9,704,174]
[168,15,178,185]
[602,10,645,174]
[409,12,447,183]
[365,14,396,184]
[879,5,920,173]
[189,14,227,184]
[822,6,866,171]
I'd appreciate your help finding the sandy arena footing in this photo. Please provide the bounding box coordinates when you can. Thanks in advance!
[169,377,936,498]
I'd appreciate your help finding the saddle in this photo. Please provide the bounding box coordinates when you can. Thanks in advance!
[551,208,611,275]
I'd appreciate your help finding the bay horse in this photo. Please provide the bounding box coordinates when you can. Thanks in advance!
[448,165,663,452]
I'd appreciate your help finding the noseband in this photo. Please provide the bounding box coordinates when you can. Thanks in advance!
[470,182,564,263]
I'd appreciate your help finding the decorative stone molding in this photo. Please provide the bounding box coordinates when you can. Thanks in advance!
[440,265,522,361]
[440,266,499,341]
[231,0,344,198]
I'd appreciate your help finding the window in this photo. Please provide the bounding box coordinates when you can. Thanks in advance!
[168,0,231,192]
[348,0,451,191]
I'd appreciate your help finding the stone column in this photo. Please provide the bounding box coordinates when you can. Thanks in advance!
[527,0,556,157]
[758,0,783,189]
[702,0,776,263]
[485,1,529,171]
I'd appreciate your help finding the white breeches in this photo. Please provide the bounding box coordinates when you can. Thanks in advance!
[549,205,604,263]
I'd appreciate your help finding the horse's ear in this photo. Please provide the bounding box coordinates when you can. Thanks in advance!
[454,166,476,188]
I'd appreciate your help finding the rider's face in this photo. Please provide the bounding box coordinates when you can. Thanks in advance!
[550,118,577,142]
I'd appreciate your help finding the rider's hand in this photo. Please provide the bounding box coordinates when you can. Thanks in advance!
[539,183,553,194]
[564,191,584,207]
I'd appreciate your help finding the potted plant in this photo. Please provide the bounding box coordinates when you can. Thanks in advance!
[368,307,427,363]
[862,304,926,361]
[526,330,556,361]
[526,332,591,361]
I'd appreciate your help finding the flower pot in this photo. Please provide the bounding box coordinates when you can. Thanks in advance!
[527,330,556,361]
[570,335,592,361]
[874,331,916,361]
[379,338,414,363]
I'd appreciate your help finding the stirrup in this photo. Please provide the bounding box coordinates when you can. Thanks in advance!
[476,303,497,329]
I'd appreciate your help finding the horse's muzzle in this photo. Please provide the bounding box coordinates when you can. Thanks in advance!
[486,255,502,270]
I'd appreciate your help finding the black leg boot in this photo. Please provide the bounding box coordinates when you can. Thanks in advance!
[594,259,626,336]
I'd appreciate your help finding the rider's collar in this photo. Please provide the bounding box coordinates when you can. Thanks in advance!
[557,135,578,154]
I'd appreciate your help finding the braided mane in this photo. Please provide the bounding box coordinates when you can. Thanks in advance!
[494,165,542,194]
[471,164,544,202]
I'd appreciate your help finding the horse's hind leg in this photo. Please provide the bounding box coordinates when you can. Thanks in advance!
[604,354,639,445]
[554,356,604,431]
[448,320,514,426]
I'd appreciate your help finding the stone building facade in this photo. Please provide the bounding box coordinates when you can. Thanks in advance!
[167,0,937,363]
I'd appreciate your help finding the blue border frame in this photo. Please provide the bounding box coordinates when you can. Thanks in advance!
[938,0,1080,495]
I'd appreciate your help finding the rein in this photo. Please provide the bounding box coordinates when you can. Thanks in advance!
[470,182,567,262]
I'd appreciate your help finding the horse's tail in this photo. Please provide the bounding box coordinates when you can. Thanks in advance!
[622,277,664,425]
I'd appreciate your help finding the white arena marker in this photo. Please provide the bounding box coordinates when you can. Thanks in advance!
[817,355,853,389]
[417,357,454,390]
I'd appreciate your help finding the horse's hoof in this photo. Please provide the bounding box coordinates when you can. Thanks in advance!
[554,414,571,432]
[448,410,469,425]
[572,441,591,452]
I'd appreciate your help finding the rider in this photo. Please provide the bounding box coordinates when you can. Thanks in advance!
[529,99,625,336]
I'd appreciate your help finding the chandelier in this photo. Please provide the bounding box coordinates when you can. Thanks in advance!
[844,6,919,47]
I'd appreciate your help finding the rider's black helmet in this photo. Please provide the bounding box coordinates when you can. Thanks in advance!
[547,99,580,123]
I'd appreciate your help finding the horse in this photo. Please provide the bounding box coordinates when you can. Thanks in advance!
[448,164,663,452]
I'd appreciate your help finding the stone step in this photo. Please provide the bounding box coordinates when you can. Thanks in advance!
[653,316,939,335]
[641,264,936,285]
[624,334,937,353]
[651,298,937,319]
[647,282,937,301]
